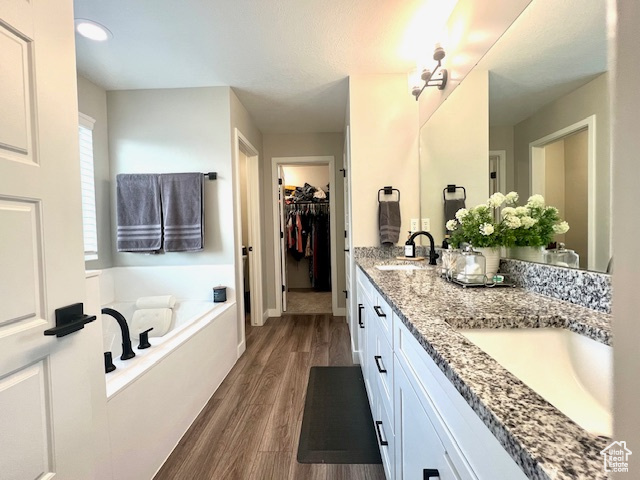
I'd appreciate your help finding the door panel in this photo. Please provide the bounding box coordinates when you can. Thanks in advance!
[0,198,43,324]
[0,18,36,164]
[1,0,97,478]
[278,165,288,311]
[0,361,52,479]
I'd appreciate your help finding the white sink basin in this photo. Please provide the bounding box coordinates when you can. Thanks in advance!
[458,328,612,437]
[375,264,422,271]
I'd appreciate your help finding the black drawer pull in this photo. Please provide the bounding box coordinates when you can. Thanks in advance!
[358,304,365,328]
[424,469,440,479]
[373,305,386,317]
[374,355,387,373]
[375,420,388,446]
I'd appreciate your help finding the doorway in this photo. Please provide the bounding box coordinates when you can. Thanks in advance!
[272,156,337,316]
[233,129,263,351]
[530,116,595,269]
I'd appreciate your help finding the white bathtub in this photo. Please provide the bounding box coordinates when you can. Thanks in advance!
[93,265,239,480]
[102,300,233,398]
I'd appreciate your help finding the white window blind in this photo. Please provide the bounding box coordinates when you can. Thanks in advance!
[79,113,98,261]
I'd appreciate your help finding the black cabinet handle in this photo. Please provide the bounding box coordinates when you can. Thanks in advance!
[358,304,365,328]
[373,305,386,317]
[375,421,388,446]
[424,469,440,479]
[374,355,387,373]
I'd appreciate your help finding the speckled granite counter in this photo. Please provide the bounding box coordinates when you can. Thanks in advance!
[355,254,612,480]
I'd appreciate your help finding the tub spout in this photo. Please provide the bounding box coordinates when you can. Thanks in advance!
[101,307,136,361]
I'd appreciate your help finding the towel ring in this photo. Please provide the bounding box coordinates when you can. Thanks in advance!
[378,186,400,202]
[443,184,466,201]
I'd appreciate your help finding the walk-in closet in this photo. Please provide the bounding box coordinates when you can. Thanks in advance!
[281,165,332,314]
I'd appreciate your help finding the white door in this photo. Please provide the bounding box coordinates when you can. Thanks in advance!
[0,2,96,478]
[278,165,288,311]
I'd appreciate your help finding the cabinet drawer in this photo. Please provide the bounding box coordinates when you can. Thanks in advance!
[373,327,393,423]
[372,293,393,345]
[374,380,395,480]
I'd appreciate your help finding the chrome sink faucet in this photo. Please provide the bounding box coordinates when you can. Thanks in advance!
[405,231,439,265]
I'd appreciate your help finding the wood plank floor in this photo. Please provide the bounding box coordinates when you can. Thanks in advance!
[154,314,386,480]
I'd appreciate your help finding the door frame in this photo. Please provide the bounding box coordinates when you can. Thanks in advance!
[233,129,263,348]
[489,150,507,194]
[271,155,337,316]
[529,115,596,269]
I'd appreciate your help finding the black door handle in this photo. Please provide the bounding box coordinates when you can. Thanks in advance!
[344,248,350,252]
[375,421,388,446]
[373,305,386,317]
[44,303,96,338]
[424,469,440,479]
[374,355,387,373]
[358,304,364,328]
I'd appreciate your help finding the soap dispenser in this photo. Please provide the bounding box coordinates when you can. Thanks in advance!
[404,232,416,258]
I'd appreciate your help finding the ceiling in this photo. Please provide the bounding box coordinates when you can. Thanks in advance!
[478,0,607,126]
[73,0,433,134]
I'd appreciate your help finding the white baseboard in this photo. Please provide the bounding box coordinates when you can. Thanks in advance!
[237,340,246,358]
[352,351,360,364]
[267,308,280,318]
[333,307,346,317]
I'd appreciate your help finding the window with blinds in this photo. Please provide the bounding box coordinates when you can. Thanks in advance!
[79,113,98,261]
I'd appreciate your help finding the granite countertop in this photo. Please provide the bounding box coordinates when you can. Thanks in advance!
[355,255,612,480]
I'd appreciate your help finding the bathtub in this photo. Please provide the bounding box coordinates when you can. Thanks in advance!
[92,265,239,480]
[102,300,234,398]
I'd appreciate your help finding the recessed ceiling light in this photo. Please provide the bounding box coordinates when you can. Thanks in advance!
[75,19,113,42]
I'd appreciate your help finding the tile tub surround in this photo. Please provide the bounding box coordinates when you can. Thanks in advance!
[500,258,612,314]
[355,256,612,480]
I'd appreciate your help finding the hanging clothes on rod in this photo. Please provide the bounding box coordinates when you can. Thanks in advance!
[285,202,331,291]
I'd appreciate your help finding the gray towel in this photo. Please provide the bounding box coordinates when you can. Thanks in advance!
[116,174,162,252]
[159,173,204,252]
[379,201,401,245]
[444,198,466,229]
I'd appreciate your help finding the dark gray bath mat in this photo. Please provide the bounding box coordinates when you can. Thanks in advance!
[297,366,382,464]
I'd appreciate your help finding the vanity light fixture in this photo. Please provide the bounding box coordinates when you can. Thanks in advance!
[74,19,113,42]
[410,44,448,100]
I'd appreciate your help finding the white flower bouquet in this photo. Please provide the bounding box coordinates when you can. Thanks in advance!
[447,192,569,248]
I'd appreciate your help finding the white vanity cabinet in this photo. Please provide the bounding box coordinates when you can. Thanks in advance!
[395,359,464,480]
[394,315,529,480]
[355,267,529,480]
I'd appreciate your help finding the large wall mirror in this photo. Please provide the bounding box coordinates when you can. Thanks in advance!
[419,0,610,273]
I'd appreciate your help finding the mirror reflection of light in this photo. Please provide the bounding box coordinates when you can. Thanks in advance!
[75,19,112,42]
[401,0,458,66]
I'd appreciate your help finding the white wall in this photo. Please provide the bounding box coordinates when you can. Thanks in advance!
[77,75,113,269]
[282,165,330,191]
[513,73,610,271]
[107,87,235,266]
[262,133,345,311]
[612,0,640,475]
[349,74,419,248]
[420,69,489,245]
